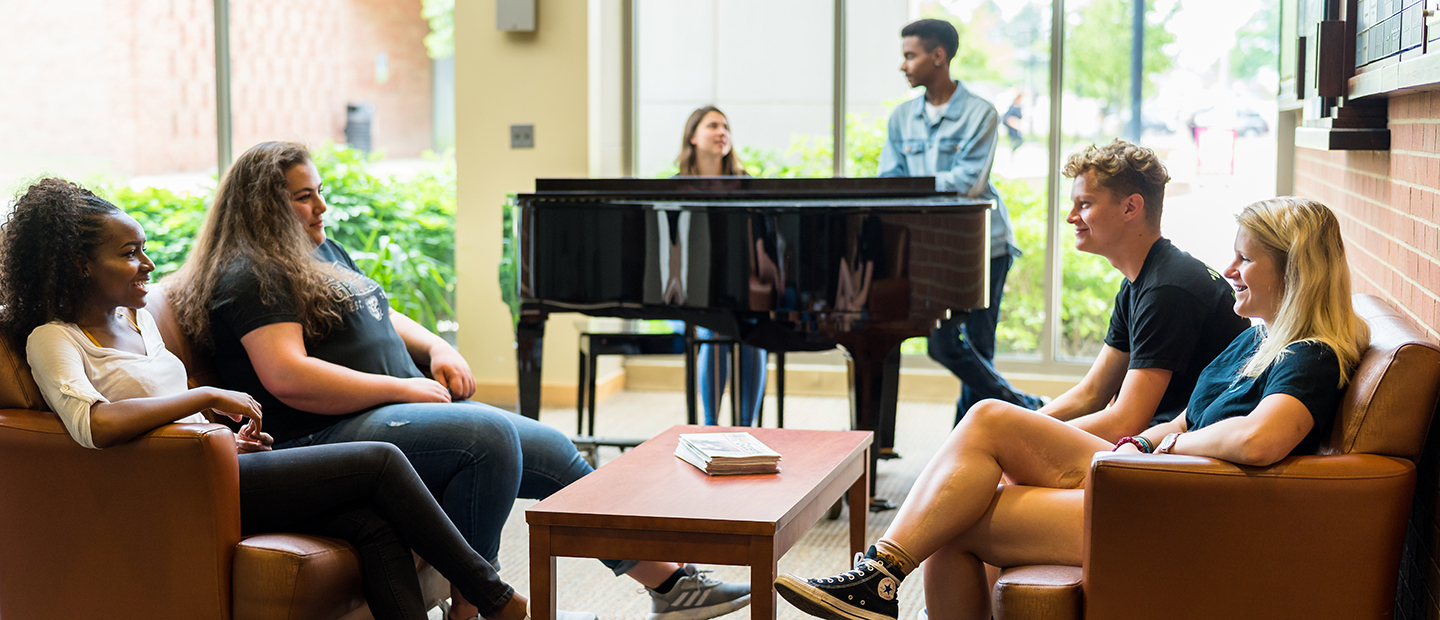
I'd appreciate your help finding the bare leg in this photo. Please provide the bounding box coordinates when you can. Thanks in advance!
[882,399,1108,561]
[773,401,1102,620]
[921,485,1085,620]
[627,561,686,589]
[451,589,479,620]
[487,593,528,620]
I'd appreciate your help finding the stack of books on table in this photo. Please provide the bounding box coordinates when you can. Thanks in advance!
[674,432,782,475]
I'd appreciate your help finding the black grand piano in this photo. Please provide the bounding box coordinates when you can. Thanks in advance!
[514,177,992,505]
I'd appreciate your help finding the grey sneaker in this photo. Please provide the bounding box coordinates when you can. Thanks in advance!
[646,564,751,620]
[774,551,902,620]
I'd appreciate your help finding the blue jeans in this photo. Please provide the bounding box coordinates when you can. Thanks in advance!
[927,251,1042,422]
[276,401,638,576]
[695,326,767,426]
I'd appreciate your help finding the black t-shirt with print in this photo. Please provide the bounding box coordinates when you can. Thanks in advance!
[209,240,424,443]
[1104,238,1252,425]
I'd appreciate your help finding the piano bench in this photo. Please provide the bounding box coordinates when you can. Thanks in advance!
[577,332,688,437]
[577,329,789,436]
[570,435,646,468]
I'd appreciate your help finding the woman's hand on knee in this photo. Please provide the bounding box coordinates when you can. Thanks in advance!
[395,377,454,404]
[429,346,477,400]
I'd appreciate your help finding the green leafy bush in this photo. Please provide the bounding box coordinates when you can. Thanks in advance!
[98,143,459,334]
[105,185,209,278]
[498,195,519,326]
[316,144,457,332]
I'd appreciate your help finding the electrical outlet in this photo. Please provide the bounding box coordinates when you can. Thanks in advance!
[510,124,534,149]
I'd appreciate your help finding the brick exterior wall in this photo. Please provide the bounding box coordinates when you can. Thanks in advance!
[0,0,432,178]
[1293,92,1440,619]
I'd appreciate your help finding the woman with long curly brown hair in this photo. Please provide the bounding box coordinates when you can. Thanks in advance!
[167,142,751,620]
[1,178,535,620]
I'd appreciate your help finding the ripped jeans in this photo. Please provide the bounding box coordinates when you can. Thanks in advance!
[276,401,637,576]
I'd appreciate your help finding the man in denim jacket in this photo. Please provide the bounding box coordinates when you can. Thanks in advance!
[879,18,1041,422]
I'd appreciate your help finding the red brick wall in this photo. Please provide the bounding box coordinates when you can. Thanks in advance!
[230,0,434,160]
[0,0,432,178]
[1295,95,1440,340]
[1294,92,1440,620]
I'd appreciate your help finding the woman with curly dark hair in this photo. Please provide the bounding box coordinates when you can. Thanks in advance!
[0,178,541,620]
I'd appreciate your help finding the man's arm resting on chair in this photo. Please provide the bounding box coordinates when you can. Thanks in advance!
[1037,345,1171,443]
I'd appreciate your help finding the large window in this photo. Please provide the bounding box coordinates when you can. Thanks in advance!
[631,0,1279,377]
[1057,0,1279,360]
[634,0,836,178]
[1,0,459,338]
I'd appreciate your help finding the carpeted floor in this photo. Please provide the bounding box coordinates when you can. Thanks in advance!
[429,390,955,620]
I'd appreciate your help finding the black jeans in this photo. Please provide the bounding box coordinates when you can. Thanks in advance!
[238,442,513,620]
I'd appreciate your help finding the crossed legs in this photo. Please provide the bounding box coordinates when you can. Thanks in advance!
[884,400,1110,619]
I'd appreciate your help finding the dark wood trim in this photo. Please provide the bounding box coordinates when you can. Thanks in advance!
[1295,126,1392,150]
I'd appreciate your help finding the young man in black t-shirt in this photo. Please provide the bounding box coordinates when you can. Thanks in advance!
[1037,140,1250,442]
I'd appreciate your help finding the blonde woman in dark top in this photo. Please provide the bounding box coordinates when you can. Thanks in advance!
[774,197,1368,620]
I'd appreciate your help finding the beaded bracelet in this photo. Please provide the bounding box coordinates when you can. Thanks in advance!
[1133,435,1154,453]
[1114,436,1149,452]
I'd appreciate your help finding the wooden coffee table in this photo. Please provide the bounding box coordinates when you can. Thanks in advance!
[527,425,872,620]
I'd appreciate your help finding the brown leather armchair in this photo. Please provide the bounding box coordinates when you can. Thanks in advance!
[0,286,449,620]
[992,294,1440,620]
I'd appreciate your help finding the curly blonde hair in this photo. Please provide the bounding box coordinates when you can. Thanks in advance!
[1062,139,1171,230]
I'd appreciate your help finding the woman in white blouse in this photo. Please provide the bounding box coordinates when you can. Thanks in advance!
[0,178,540,620]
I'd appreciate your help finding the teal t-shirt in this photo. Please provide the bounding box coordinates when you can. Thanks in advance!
[1185,326,1344,456]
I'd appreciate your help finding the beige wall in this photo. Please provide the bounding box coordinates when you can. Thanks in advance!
[457,0,619,408]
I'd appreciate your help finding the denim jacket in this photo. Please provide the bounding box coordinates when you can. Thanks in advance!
[878,81,1016,258]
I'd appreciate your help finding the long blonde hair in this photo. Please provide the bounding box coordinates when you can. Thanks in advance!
[1237,197,1368,386]
[166,141,343,349]
[676,106,746,176]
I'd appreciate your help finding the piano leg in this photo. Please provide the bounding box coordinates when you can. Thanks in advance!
[516,317,547,420]
[835,332,909,512]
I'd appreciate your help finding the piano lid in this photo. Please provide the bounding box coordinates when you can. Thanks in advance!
[519,176,993,210]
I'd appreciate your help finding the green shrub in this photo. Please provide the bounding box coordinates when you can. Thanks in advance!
[105,185,209,278]
[316,144,457,332]
[992,177,1044,354]
[99,143,459,334]
[498,194,519,326]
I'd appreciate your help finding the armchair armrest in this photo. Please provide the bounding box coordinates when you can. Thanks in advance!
[0,408,242,619]
[1082,452,1414,620]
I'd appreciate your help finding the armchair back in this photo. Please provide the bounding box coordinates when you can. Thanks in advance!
[1323,294,1440,460]
[0,330,49,411]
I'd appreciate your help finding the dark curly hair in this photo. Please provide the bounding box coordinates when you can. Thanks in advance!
[0,178,123,346]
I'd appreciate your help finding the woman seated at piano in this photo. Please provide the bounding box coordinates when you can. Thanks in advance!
[677,105,770,427]
[164,141,751,620]
[773,197,1369,620]
[3,177,534,620]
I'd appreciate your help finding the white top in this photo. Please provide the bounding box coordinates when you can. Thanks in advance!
[924,100,946,124]
[26,309,203,449]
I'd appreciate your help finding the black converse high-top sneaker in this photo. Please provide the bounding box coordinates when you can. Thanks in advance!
[774,547,904,620]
